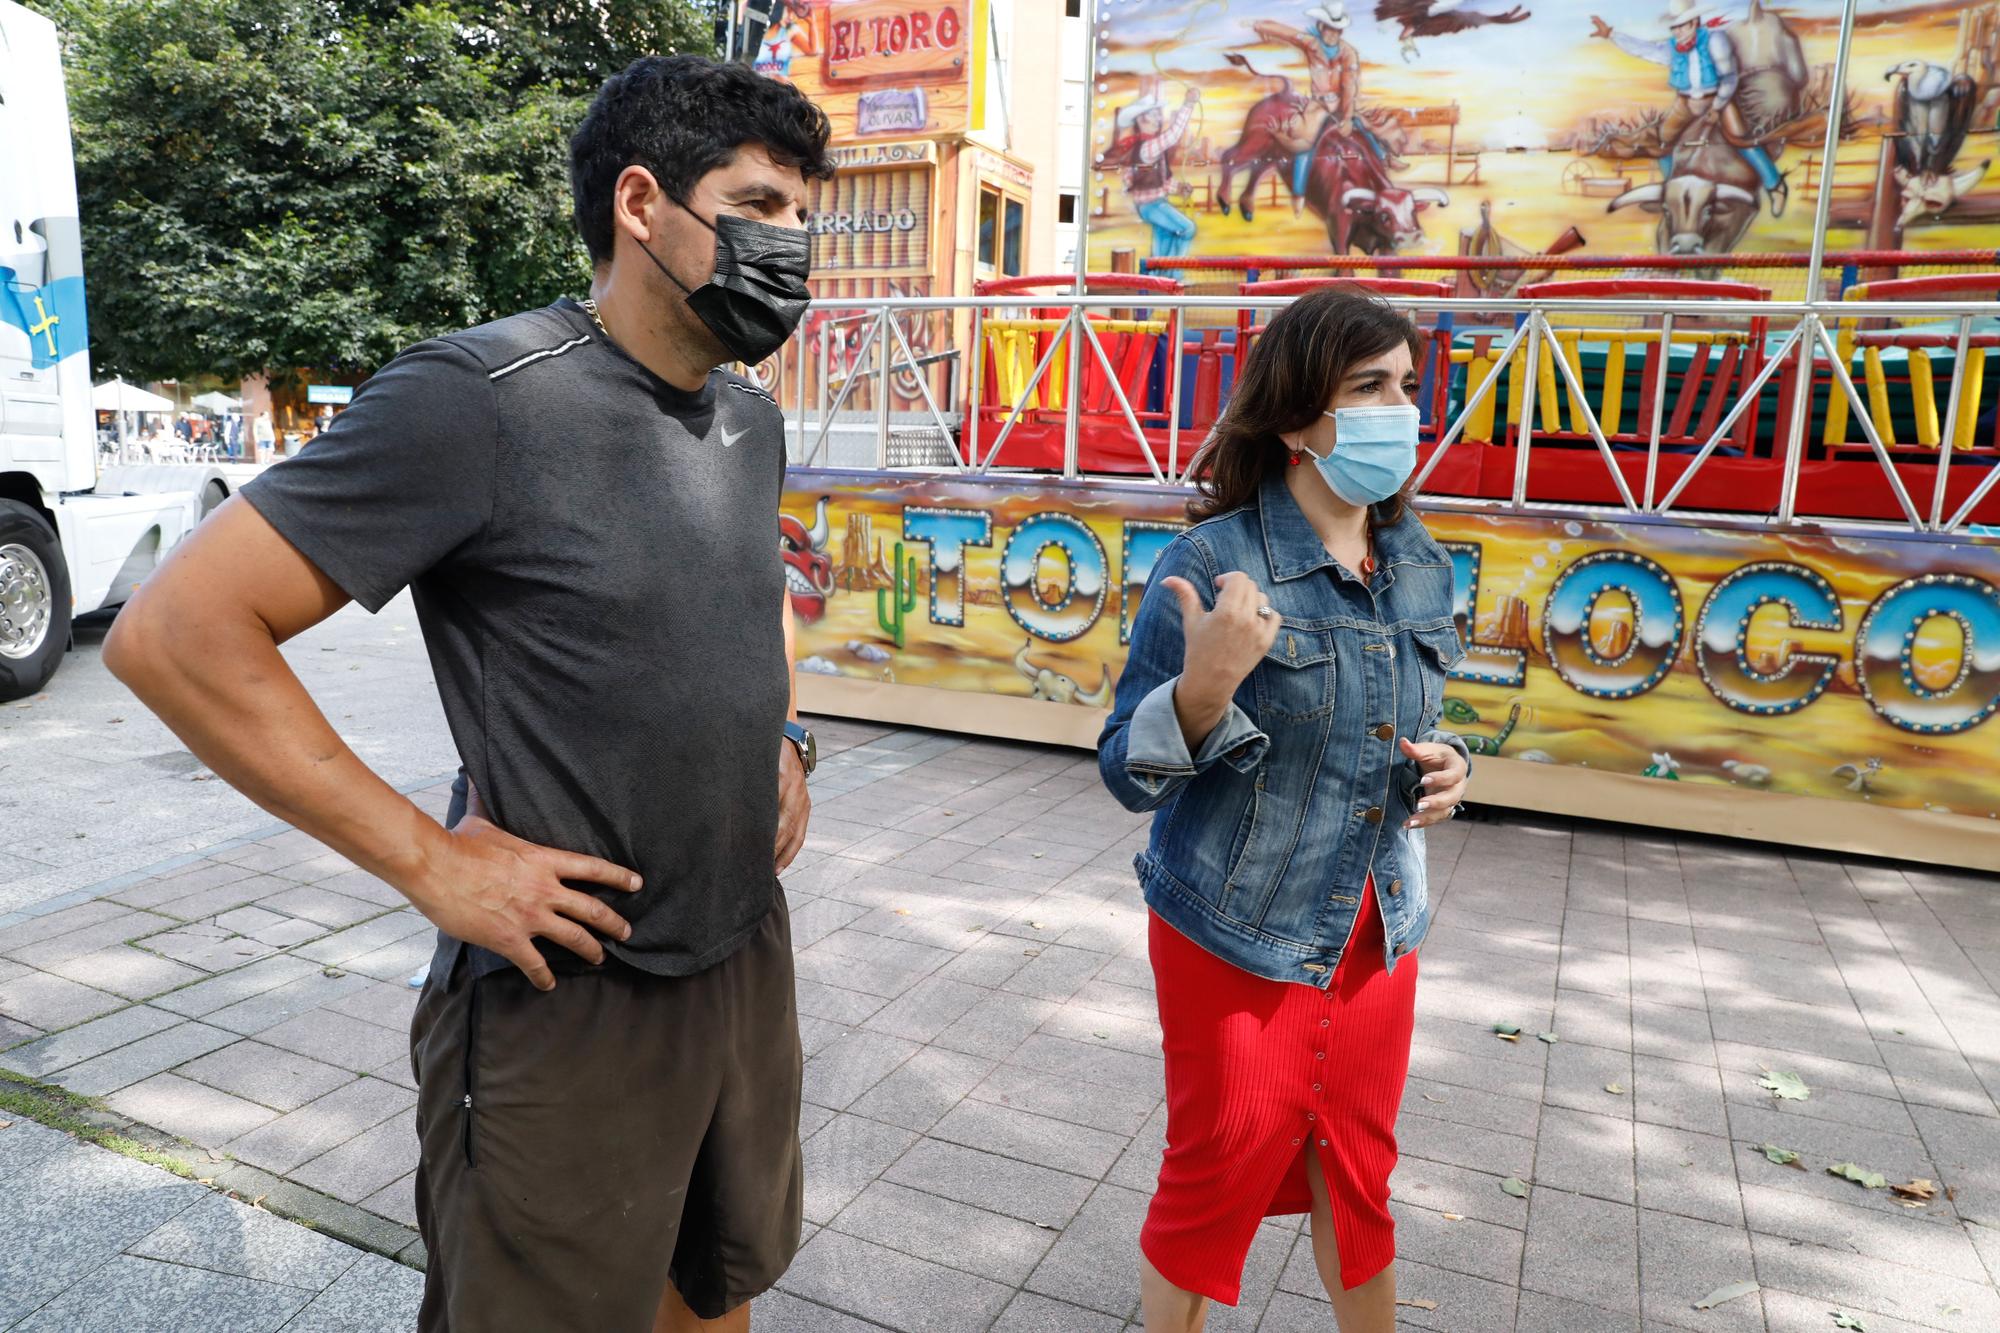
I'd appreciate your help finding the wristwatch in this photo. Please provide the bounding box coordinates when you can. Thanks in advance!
[783,720,817,776]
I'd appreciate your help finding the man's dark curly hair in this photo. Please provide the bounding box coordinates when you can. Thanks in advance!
[569,55,835,264]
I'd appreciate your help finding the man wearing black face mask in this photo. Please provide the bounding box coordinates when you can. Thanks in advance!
[101,56,834,1333]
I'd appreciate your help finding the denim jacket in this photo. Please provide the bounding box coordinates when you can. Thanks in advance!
[1098,474,1469,988]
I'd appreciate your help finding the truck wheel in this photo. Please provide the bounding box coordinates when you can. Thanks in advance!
[0,500,71,702]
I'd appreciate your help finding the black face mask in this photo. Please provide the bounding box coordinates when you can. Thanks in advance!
[640,202,812,366]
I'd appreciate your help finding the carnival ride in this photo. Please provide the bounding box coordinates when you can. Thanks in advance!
[758,4,2000,871]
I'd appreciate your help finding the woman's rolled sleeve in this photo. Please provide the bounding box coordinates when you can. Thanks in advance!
[1098,536,1267,812]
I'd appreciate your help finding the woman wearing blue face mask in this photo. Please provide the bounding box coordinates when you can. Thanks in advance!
[1098,288,1471,1333]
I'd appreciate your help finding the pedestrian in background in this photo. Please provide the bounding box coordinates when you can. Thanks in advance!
[1098,289,1472,1332]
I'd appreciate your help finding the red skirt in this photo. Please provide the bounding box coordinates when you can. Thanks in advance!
[1142,878,1417,1304]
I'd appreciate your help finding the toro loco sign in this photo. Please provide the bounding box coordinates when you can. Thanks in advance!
[779,474,2000,828]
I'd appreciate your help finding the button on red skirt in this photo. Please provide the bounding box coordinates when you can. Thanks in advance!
[1142,877,1417,1304]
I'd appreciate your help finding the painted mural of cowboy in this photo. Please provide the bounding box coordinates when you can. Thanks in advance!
[1106,79,1202,270]
[1592,0,1789,216]
[1248,2,1408,217]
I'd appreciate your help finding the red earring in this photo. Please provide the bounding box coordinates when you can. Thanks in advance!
[1287,451,1302,466]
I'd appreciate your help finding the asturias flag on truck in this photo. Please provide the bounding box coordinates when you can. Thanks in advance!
[0,269,88,369]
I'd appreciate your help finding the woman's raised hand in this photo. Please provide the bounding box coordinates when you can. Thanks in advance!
[1161,572,1281,706]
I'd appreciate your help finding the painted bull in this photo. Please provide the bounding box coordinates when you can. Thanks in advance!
[1215,91,1310,224]
[780,495,834,623]
[1216,98,1444,253]
[1312,136,1449,255]
[1606,115,1761,257]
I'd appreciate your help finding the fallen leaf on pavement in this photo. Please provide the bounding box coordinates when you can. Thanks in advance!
[893,909,911,917]
[1757,1069,1810,1101]
[1032,852,1044,859]
[1889,1178,1936,1202]
[1422,1093,1446,1103]
[1028,921,1046,930]
[1605,1083,1625,1095]
[1499,1177,1529,1198]
[1022,948,1041,957]
[1831,1314,1867,1330]
[1492,1022,1521,1042]
[1828,1162,1887,1190]
[1694,1280,1759,1310]
[1395,1298,1439,1311]
[0,1121,12,1131]
[1945,1184,1958,1201]
[320,967,345,979]
[1537,1032,1559,1044]
[1758,1144,1801,1167]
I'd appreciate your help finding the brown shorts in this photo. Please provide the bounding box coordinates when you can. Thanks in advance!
[409,894,803,1330]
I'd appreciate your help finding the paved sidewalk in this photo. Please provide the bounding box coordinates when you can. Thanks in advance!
[2,721,1997,1330]
[0,1114,421,1329]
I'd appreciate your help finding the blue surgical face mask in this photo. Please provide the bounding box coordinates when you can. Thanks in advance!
[1311,404,1419,506]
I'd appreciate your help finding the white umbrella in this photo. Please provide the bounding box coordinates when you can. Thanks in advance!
[91,379,176,413]
[190,390,242,413]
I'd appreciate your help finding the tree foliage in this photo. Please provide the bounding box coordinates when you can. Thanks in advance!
[29,0,714,381]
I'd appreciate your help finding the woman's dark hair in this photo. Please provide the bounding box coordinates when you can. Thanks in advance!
[570,55,835,264]
[1187,287,1424,523]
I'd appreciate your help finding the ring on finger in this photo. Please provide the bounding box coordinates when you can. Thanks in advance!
[1256,605,1275,619]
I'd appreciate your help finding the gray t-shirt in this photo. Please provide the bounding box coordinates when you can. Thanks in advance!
[242,298,790,979]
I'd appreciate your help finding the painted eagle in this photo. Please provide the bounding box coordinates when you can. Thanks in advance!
[1375,0,1531,62]
[1889,60,1976,177]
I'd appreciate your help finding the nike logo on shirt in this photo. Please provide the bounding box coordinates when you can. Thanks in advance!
[719,425,748,448]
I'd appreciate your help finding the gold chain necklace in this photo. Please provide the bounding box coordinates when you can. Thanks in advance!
[579,297,612,340]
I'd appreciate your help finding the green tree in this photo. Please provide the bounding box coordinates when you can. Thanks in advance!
[30,0,714,383]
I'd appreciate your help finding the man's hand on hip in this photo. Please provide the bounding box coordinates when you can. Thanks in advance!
[776,740,811,872]
[407,817,641,992]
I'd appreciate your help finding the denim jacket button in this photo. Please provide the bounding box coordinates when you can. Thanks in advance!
[1372,722,1394,741]
[1363,806,1384,824]
[1388,878,1404,896]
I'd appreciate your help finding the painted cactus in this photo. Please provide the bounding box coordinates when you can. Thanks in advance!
[875,541,918,649]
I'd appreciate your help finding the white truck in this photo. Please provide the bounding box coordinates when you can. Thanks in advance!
[1,0,230,699]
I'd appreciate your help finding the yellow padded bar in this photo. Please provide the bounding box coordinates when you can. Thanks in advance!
[1555,332,1584,435]
[1466,350,1501,442]
[1533,329,1743,347]
[1823,327,1853,445]
[1910,349,1939,448]
[1601,339,1628,436]
[1863,346,1897,447]
[1956,348,1986,450]
[1537,334,1562,433]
